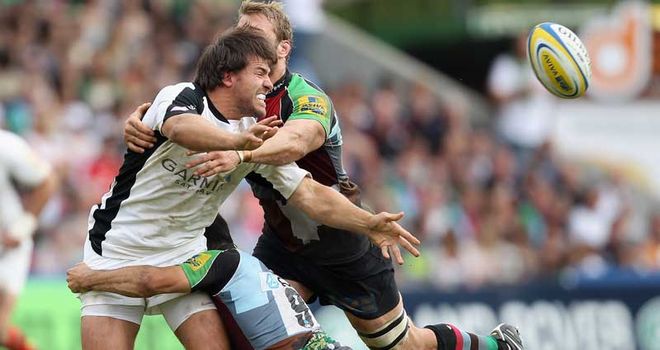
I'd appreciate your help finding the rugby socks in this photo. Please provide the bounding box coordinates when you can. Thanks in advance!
[425,324,506,350]
[2,326,35,350]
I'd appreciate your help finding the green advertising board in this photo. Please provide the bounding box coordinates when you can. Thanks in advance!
[11,279,183,350]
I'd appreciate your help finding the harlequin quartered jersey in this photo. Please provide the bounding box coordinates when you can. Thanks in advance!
[247,71,370,264]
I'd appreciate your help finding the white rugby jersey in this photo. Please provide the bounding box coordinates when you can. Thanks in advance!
[87,82,309,259]
[0,131,50,234]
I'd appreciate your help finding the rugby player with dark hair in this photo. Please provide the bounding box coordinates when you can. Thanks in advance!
[78,26,419,350]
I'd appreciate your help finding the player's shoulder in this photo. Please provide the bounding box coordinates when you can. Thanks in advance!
[288,73,330,102]
[155,82,201,101]
[0,130,45,169]
[288,74,333,118]
[0,130,30,149]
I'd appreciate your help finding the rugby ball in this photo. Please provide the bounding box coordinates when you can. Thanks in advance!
[527,22,591,98]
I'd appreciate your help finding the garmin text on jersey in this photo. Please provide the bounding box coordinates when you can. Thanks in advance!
[161,158,228,195]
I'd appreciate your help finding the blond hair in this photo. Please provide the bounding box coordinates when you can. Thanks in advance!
[239,0,293,43]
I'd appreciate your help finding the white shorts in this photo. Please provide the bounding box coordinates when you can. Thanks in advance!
[81,291,216,330]
[0,238,33,295]
[80,239,215,329]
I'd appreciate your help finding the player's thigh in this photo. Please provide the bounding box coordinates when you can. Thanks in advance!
[317,245,400,320]
[175,309,229,350]
[81,315,140,350]
[159,292,228,350]
[80,303,145,350]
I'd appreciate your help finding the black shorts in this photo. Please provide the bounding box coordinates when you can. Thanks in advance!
[253,233,400,320]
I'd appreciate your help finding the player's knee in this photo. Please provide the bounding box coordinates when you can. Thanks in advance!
[358,309,409,350]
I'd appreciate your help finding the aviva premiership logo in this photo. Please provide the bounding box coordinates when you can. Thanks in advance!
[186,252,213,271]
[296,96,327,118]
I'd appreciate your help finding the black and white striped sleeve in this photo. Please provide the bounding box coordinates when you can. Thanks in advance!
[143,83,204,133]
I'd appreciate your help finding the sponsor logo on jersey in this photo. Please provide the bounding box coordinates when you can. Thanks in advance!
[260,272,281,291]
[161,158,228,194]
[170,105,197,112]
[296,96,327,118]
[186,252,213,271]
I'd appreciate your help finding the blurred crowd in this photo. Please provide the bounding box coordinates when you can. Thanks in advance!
[1,0,659,291]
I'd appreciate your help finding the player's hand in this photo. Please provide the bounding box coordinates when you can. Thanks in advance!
[185,151,240,177]
[366,212,420,265]
[257,115,282,141]
[1,231,20,249]
[236,116,282,150]
[124,102,156,153]
[67,262,93,293]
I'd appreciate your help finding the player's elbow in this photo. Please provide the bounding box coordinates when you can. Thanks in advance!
[162,116,188,144]
[164,123,184,144]
[290,180,331,221]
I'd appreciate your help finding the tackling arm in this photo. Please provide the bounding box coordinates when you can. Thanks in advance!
[162,114,247,152]
[162,114,280,152]
[66,263,190,298]
[249,119,325,165]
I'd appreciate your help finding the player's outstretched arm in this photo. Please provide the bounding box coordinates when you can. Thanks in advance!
[248,119,325,165]
[288,178,421,264]
[162,114,280,152]
[66,263,190,298]
[122,102,283,153]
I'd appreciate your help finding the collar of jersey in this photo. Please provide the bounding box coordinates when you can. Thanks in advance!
[198,84,229,124]
[267,69,292,98]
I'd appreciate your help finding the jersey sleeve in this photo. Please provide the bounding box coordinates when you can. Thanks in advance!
[180,249,240,296]
[1,133,50,187]
[253,163,310,200]
[142,84,204,133]
[289,94,332,137]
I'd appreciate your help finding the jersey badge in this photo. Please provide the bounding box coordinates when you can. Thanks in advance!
[260,272,280,291]
[186,251,213,271]
[170,105,196,112]
[296,96,328,118]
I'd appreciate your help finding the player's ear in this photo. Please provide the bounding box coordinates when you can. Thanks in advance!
[277,40,291,60]
[221,71,234,87]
